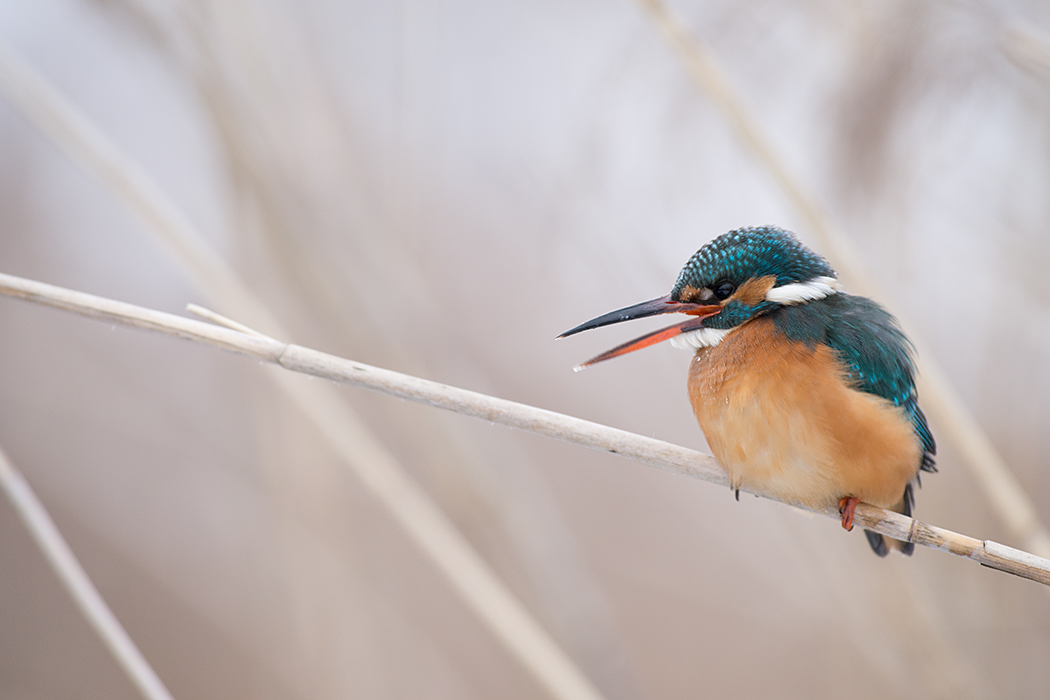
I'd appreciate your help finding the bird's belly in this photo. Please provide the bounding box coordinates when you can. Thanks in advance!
[688,319,920,511]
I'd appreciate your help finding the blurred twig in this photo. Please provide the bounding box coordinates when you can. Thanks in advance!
[1001,20,1050,79]
[1,271,1049,587]
[637,0,1050,559]
[0,445,176,700]
[0,43,609,700]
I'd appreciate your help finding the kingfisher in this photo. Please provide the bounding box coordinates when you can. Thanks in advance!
[559,226,936,556]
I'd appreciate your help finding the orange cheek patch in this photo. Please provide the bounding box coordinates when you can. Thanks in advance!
[730,275,777,306]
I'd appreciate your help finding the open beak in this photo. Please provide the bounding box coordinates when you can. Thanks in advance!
[558,295,722,370]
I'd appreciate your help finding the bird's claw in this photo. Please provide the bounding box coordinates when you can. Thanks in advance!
[838,496,859,532]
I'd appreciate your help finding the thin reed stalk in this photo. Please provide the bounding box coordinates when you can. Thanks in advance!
[1,271,1047,588]
[0,445,175,700]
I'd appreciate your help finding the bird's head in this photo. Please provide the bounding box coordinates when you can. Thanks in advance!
[559,226,839,369]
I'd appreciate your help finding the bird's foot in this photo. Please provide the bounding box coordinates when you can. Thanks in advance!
[838,496,860,532]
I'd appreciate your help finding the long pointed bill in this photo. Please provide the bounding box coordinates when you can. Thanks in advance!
[558,295,702,338]
[558,295,723,370]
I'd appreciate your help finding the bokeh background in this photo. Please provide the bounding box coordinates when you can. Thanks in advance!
[1,0,1049,698]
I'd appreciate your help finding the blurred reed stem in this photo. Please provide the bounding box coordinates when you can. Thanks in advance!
[0,43,609,700]
[0,445,176,700]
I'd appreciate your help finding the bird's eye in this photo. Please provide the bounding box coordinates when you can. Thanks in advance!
[713,281,736,300]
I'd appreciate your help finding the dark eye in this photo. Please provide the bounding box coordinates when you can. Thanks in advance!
[713,281,736,300]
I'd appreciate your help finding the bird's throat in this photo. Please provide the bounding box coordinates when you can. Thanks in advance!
[670,326,731,350]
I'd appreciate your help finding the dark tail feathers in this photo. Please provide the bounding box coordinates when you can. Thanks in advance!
[863,482,915,557]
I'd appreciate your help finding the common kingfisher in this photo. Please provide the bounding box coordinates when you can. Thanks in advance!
[560,226,936,556]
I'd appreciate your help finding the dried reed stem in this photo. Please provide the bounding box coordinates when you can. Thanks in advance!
[637,0,1050,558]
[1,271,1047,587]
[0,445,176,700]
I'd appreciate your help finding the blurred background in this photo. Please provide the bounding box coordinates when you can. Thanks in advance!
[1,0,1049,698]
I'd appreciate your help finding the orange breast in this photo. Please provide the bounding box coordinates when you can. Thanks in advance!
[688,317,920,512]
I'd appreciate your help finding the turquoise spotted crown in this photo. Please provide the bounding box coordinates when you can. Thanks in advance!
[671,226,836,299]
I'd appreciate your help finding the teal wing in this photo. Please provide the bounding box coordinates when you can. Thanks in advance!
[773,294,936,471]
[773,294,934,557]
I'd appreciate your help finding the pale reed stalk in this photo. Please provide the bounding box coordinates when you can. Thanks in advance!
[0,445,176,700]
[1,271,1047,587]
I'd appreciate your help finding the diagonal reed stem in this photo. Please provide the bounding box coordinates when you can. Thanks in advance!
[0,444,176,700]
[1,271,1047,587]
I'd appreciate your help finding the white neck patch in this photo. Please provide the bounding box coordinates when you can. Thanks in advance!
[670,327,730,350]
[765,276,840,305]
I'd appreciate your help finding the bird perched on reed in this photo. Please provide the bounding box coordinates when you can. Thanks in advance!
[560,226,935,555]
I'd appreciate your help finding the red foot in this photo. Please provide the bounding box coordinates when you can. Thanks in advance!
[838,496,859,532]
